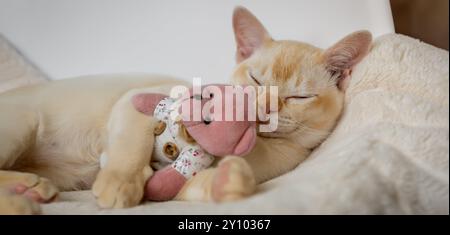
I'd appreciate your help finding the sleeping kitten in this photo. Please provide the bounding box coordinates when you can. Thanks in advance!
[0,6,371,213]
[175,7,372,200]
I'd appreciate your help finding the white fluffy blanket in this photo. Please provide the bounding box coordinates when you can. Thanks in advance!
[1,34,448,214]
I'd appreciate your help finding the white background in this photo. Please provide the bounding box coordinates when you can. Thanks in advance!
[0,0,394,83]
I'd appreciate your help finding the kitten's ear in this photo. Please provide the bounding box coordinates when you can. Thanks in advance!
[323,30,372,90]
[233,6,272,63]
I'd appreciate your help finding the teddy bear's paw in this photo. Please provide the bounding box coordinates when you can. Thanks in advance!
[93,166,152,208]
[0,192,41,215]
[211,156,256,202]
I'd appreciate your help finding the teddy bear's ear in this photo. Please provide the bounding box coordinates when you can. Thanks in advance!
[131,93,168,115]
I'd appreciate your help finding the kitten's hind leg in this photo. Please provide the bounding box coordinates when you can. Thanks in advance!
[0,104,38,169]
[0,104,59,204]
[0,171,59,203]
[0,188,41,215]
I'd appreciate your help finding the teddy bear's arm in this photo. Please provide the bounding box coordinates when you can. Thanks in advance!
[144,147,214,201]
[171,147,215,179]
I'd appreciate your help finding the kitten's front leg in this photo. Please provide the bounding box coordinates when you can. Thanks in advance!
[92,92,156,208]
[175,156,256,202]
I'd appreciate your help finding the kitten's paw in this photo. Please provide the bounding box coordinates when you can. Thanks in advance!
[93,166,152,208]
[4,173,58,203]
[0,193,41,215]
[212,156,256,202]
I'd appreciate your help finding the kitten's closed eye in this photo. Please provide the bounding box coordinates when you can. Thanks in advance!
[286,95,318,100]
[285,95,318,104]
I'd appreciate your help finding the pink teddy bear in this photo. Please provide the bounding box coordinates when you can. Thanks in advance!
[130,84,257,201]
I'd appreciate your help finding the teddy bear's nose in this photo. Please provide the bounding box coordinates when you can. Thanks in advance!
[203,116,212,125]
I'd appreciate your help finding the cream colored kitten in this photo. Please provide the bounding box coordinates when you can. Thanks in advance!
[0,75,190,211]
[0,7,371,214]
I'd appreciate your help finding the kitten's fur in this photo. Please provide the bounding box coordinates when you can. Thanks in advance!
[0,7,371,214]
